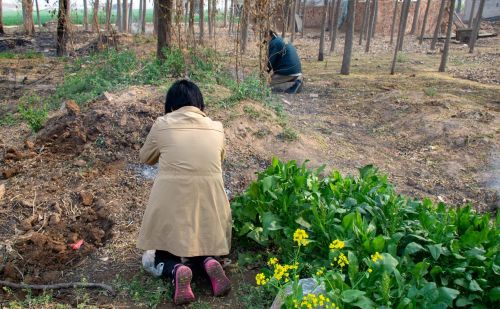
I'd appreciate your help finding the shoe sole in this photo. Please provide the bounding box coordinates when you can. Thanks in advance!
[205,260,232,297]
[174,266,195,305]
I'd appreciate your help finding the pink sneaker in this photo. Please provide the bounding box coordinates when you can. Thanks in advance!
[204,258,231,296]
[172,264,195,305]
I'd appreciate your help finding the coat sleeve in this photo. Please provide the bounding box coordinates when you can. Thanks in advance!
[268,39,284,72]
[139,121,161,165]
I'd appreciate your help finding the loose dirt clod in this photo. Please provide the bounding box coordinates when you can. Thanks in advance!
[80,191,93,206]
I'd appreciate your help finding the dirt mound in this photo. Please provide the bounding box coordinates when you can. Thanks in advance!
[36,93,158,158]
[1,87,163,283]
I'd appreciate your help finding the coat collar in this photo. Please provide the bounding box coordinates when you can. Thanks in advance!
[174,106,207,117]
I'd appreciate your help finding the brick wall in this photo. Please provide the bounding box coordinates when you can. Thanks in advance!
[303,0,445,36]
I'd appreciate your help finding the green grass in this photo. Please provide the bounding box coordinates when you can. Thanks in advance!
[114,272,171,308]
[424,87,438,97]
[2,9,226,26]
[0,51,44,59]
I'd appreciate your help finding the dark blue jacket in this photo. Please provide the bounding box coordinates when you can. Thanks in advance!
[267,36,302,76]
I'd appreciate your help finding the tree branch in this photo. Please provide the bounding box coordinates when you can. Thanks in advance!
[0,280,116,295]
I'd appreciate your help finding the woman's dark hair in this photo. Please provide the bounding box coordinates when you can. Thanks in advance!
[269,30,277,38]
[165,79,205,114]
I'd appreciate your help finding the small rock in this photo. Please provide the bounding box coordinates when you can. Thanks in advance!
[96,208,108,219]
[68,233,79,243]
[0,183,4,201]
[80,191,94,206]
[25,140,35,150]
[120,114,128,127]
[3,263,20,280]
[64,100,80,116]
[309,93,319,98]
[49,213,61,226]
[74,159,87,167]
[42,271,60,283]
[5,148,23,161]
[94,198,106,209]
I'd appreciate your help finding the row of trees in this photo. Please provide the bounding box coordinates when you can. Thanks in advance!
[0,1,488,75]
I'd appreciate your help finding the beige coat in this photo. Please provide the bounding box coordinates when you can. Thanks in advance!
[136,106,231,257]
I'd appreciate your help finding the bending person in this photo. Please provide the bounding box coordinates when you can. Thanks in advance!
[266,30,303,94]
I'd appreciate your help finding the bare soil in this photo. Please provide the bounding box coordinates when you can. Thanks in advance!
[0,22,499,307]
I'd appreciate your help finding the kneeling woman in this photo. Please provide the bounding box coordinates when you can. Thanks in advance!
[137,80,232,305]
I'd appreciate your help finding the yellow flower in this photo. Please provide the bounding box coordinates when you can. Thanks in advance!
[255,272,268,286]
[329,239,345,250]
[316,267,325,276]
[371,252,383,263]
[368,268,373,273]
[300,294,335,309]
[293,229,310,246]
[267,257,279,266]
[337,252,349,268]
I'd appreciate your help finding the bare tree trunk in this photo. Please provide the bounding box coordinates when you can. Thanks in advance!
[365,0,375,52]
[371,0,377,38]
[153,1,158,35]
[157,0,173,60]
[469,0,485,53]
[340,0,355,75]
[22,0,35,35]
[410,0,421,34]
[419,0,431,44]
[92,0,100,32]
[35,0,41,28]
[318,0,328,61]
[139,0,143,26]
[142,0,147,33]
[290,0,297,42]
[391,0,410,74]
[359,0,369,44]
[468,0,477,27]
[200,0,205,41]
[431,0,447,50]
[328,0,335,39]
[116,0,122,31]
[57,0,69,56]
[389,0,398,45]
[83,0,89,30]
[128,0,133,31]
[211,0,216,36]
[189,0,195,40]
[240,0,249,52]
[184,0,188,31]
[301,0,307,38]
[439,0,455,71]
[397,0,411,51]
[106,0,113,30]
[176,0,183,47]
[122,0,129,32]
[0,0,4,35]
[329,0,341,53]
[208,0,212,37]
[228,0,234,34]
[282,0,289,38]
[224,0,228,27]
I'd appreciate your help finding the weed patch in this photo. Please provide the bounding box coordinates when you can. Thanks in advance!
[237,283,275,309]
[424,87,438,97]
[0,113,19,126]
[18,93,48,132]
[114,272,171,308]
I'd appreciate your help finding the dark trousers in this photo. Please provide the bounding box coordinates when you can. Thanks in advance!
[155,250,209,279]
